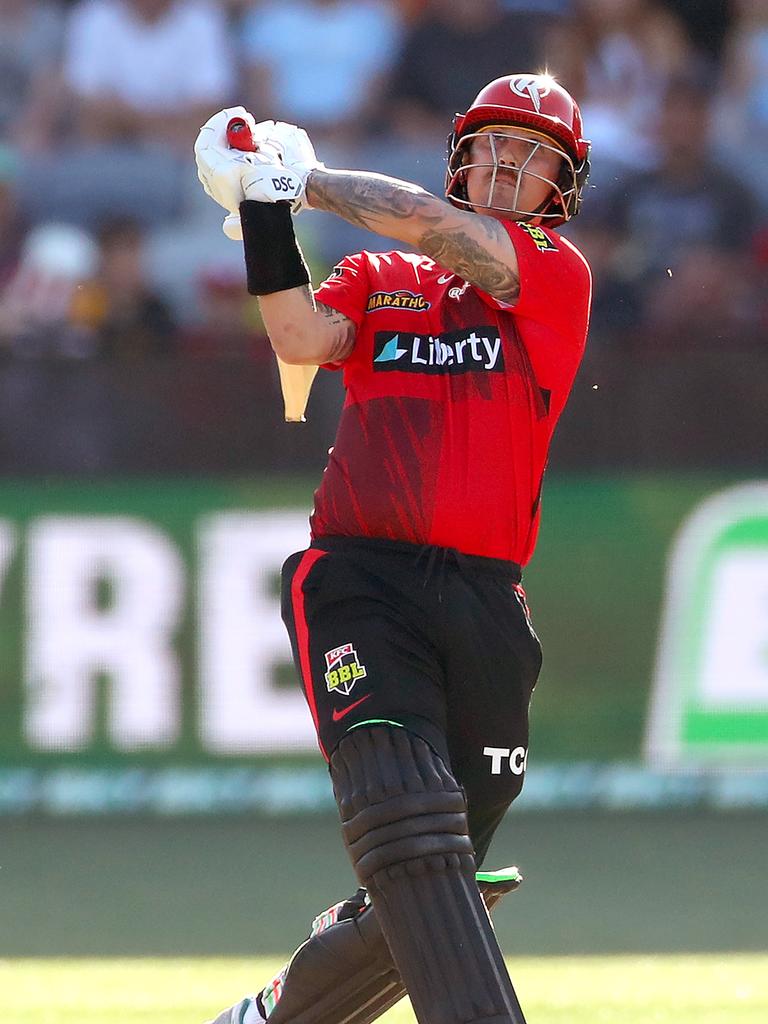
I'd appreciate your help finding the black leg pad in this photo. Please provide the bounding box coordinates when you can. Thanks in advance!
[265,890,399,1024]
[264,869,523,1024]
[330,726,528,1024]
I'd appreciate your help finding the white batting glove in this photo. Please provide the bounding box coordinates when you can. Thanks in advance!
[250,120,323,212]
[217,162,306,240]
[195,107,287,239]
[195,109,322,238]
[195,107,263,212]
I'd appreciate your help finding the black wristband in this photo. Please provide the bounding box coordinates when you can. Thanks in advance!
[239,200,310,296]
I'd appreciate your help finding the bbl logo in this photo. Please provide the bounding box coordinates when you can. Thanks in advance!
[518,223,558,252]
[324,642,367,695]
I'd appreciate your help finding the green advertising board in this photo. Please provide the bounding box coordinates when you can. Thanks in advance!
[646,483,768,767]
[0,478,318,767]
[0,475,766,813]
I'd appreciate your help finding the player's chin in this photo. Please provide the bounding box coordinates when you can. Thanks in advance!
[477,207,515,223]
[468,201,518,223]
[475,183,520,213]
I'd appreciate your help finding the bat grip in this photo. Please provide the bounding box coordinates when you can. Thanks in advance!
[226,117,256,153]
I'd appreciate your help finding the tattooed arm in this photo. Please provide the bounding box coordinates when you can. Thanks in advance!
[306,169,521,302]
[259,285,356,366]
[261,167,520,364]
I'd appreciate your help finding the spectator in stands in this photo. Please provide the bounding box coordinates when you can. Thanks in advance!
[63,0,235,152]
[548,0,694,180]
[74,217,178,358]
[179,266,270,361]
[606,75,761,347]
[240,0,403,143]
[752,224,768,335]
[713,0,768,203]
[639,241,760,349]
[609,76,757,276]
[0,0,65,152]
[564,200,641,346]
[0,147,25,293]
[386,0,566,142]
[0,221,99,358]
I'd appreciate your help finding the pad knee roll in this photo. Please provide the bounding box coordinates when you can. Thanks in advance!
[330,726,475,887]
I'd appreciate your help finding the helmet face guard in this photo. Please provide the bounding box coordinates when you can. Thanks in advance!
[445,74,591,226]
[446,128,582,223]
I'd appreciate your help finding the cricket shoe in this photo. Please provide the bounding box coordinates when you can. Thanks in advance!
[205,995,265,1024]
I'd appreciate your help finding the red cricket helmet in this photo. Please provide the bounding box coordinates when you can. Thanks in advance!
[446,73,591,225]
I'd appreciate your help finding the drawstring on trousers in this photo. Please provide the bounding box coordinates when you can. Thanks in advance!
[414,544,469,601]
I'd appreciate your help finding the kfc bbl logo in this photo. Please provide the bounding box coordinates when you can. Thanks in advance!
[517,223,559,252]
[324,643,367,695]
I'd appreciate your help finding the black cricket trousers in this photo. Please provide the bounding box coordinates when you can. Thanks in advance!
[281,535,542,865]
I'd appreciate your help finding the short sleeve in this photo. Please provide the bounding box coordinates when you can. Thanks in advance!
[313,252,371,371]
[502,222,592,338]
[314,252,370,329]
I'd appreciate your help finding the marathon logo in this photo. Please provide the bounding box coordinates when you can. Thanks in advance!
[373,327,504,374]
[366,290,431,313]
[517,223,558,252]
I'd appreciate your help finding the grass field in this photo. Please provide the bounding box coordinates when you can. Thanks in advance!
[2,955,767,1024]
[4,813,766,957]
[3,813,766,1023]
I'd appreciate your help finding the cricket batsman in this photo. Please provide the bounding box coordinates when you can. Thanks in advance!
[195,72,592,1024]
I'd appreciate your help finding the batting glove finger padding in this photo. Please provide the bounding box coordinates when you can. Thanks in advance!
[195,107,260,211]
[196,109,322,235]
[196,107,287,240]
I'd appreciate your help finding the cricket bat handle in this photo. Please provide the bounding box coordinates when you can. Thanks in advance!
[225,117,257,153]
[226,116,317,423]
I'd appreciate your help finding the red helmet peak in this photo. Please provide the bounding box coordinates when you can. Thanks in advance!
[455,74,589,164]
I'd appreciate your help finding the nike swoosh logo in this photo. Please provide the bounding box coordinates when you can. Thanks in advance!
[332,694,372,722]
[437,273,454,284]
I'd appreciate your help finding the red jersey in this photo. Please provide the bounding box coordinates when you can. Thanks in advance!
[310,221,591,564]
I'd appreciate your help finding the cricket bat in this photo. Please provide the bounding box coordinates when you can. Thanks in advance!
[226,116,318,423]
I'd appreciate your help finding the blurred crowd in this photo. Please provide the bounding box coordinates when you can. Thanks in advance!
[0,0,766,361]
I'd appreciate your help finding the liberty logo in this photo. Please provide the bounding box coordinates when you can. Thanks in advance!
[373,328,504,374]
[374,336,408,363]
[509,75,551,113]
